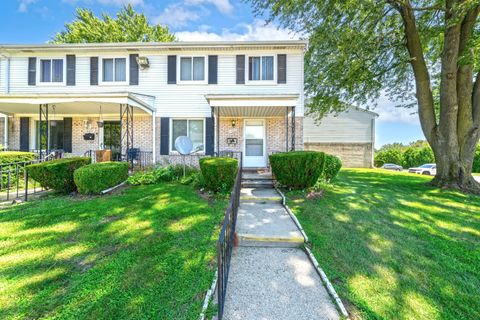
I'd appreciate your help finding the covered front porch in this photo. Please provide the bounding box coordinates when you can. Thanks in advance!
[207,94,301,168]
[0,92,156,165]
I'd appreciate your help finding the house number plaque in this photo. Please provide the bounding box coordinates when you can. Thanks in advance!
[226,138,238,145]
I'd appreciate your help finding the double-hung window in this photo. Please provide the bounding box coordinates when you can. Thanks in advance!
[102,58,126,82]
[171,119,204,152]
[179,57,206,82]
[40,59,64,83]
[248,56,274,81]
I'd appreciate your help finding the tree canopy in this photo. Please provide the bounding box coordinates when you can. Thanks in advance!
[52,5,175,43]
[250,0,480,192]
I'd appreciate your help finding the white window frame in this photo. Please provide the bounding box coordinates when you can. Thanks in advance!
[37,57,66,86]
[177,55,208,84]
[245,54,277,85]
[169,118,206,154]
[99,56,129,85]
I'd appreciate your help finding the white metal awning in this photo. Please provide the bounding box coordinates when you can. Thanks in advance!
[206,94,298,117]
[0,92,155,116]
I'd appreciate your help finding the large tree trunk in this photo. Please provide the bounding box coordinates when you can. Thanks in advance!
[430,140,480,193]
[398,1,480,194]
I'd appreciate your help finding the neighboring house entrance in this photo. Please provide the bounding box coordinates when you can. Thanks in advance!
[103,121,121,160]
[243,119,266,167]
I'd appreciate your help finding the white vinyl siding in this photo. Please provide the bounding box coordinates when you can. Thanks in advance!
[303,107,376,143]
[5,49,304,117]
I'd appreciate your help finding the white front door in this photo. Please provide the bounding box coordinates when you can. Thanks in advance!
[243,119,266,167]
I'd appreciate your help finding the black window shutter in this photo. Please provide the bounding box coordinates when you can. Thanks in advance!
[160,117,170,155]
[208,55,218,84]
[129,54,139,85]
[167,55,176,84]
[236,55,245,84]
[277,54,287,84]
[66,55,76,86]
[28,58,36,86]
[90,57,98,85]
[20,117,30,151]
[205,117,214,155]
[63,117,73,153]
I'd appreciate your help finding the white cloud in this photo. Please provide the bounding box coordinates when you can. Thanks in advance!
[372,93,419,124]
[185,0,233,14]
[154,4,201,28]
[62,0,144,6]
[176,19,298,41]
[18,0,37,12]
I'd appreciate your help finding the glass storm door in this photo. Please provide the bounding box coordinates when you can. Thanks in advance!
[243,119,266,167]
[103,121,121,160]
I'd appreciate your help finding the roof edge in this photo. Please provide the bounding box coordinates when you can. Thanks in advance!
[0,40,308,51]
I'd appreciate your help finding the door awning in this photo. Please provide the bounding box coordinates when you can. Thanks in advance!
[0,92,155,116]
[206,94,299,117]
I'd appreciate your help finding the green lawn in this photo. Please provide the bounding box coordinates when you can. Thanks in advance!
[287,169,480,320]
[0,183,226,320]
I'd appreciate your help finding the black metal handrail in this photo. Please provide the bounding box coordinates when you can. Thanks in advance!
[0,157,54,202]
[216,152,242,319]
[83,149,153,170]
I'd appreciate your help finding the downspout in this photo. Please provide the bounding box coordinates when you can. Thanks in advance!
[371,117,376,168]
[152,110,156,163]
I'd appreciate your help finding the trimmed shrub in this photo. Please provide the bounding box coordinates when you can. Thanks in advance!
[323,154,342,182]
[269,151,326,189]
[199,157,238,193]
[127,165,198,186]
[0,151,37,164]
[27,157,91,193]
[74,162,129,194]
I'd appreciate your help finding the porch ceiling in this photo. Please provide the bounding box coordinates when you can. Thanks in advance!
[206,94,299,117]
[0,92,155,116]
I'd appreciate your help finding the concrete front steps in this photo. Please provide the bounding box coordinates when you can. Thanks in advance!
[237,171,304,248]
[241,170,274,188]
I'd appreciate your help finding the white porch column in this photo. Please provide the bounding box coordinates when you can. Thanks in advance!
[3,115,8,148]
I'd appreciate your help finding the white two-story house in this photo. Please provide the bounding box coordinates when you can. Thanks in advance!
[0,41,306,167]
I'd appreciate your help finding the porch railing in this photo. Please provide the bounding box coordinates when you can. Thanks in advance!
[83,150,153,170]
[216,151,242,319]
[0,157,54,202]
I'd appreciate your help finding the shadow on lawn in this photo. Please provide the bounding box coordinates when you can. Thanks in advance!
[0,183,225,320]
[288,169,480,320]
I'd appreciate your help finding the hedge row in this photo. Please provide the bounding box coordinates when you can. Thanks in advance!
[27,158,129,194]
[27,157,91,193]
[0,151,37,165]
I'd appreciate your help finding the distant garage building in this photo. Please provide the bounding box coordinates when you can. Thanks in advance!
[303,107,378,168]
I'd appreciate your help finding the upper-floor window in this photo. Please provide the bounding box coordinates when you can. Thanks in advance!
[40,59,63,83]
[102,58,126,83]
[171,119,204,152]
[248,56,274,81]
[179,56,206,82]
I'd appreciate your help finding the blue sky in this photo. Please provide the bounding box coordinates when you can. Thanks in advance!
[0,0,425,147]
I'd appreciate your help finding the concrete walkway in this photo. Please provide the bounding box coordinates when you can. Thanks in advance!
[222,170,340,320]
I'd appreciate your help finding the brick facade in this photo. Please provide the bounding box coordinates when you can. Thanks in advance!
[304,142,374,168]
[217,117,303,155]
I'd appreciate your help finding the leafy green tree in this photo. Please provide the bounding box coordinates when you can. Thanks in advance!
[374,147,404,167]
[250,0,480,193]
[403,145,435,168]
[52,5,175,43]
